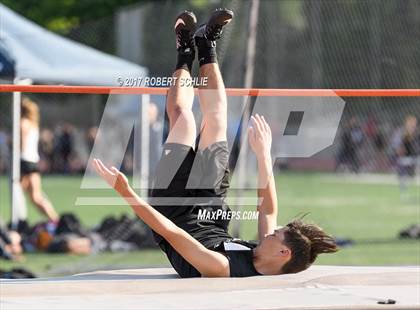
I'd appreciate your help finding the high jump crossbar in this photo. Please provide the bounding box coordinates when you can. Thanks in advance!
[5,84,420,226]
[1,84,419,96]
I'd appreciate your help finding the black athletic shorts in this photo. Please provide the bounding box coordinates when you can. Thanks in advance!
[20,160,40,176]
[150,141,232,277]
[150,141,230,229]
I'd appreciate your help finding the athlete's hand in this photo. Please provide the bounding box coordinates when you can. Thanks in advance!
[93,158,130,195]
[248,114,272,160]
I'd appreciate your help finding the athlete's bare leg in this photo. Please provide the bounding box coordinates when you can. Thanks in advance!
[193,9,233,150]
[165,11,198,148]
[22,173,59,222]
[197,63,227,149]
[165,68,196,147]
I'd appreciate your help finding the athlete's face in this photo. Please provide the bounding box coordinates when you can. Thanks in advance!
[254,227,291,274]
[261,227,291,259]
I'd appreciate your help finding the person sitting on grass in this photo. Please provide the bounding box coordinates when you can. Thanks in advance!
[93,9,338,278]
[0,220,23,261]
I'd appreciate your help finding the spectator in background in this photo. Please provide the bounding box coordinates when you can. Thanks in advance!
[0,219,23,260]
[391,115,418,199]
[0,129,9,173]
[86,126,98,151]
[364,114,385,151]
[20,98,59,222]
[335,117,364,173]
[121,102,162,183]
[38,128,55,173]
[53,123,75,173]
[363,114,386,171]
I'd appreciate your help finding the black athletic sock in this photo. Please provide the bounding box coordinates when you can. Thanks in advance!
[175,50,195,72]
[195,37,217,67]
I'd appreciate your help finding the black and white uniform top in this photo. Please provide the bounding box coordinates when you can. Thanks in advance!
[158,236,262,278]
[216,239,262,277]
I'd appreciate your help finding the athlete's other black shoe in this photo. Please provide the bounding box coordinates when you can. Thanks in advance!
[194,8,234,43]
[175,11,197,55]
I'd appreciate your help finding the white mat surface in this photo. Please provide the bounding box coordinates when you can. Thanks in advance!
[1,265,419,309]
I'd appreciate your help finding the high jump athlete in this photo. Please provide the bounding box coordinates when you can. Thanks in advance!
[94,9,338,278]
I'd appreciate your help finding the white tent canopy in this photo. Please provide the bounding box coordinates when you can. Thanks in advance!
[0,3,149,225]
[0,3,147,84]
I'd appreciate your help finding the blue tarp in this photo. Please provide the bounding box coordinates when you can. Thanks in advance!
[0,40,15,78]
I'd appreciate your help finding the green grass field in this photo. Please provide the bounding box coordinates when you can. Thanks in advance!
[1,173,419,276]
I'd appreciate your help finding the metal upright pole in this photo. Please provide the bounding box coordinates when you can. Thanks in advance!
[233,0,260,237]
[11,86,21,227]
[141,94,150,199]
[11,78,32,228]
[311,0,323,89]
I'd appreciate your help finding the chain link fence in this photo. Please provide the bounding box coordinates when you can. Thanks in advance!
[1,0,420,175]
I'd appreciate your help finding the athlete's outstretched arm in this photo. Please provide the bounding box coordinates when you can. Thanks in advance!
[248,115,278,240]
[92,159,230,277]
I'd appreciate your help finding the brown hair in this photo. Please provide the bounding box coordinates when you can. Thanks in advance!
[281,220,338,274]
[21,97,40,126]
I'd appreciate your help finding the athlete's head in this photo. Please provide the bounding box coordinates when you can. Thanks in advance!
[257,220,338,275]
[280,220,338,273]
[21,97,40,126]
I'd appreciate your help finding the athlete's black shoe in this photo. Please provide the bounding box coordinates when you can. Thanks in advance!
[175,11,197,55]
[194,8,234,43]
